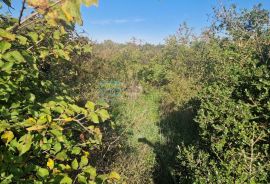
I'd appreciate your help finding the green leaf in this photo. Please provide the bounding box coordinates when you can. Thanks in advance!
[2,50,25,63]
[0,173,13,183]
[109,171,121,180]
[54,49,70,60]
[26,93,36,103]
[10,102,20,109]
[37,115,47,125]
[60,176,72,184]
[54,106,65,114]
[1,61,13,73]
[53,30,61,40]
[17,134,32,156]
[77,174,87,184]
[96,174,107,183]
[69,104,82,114]
[88,112,99,124]
[50,129,62,137]
[40,50,49,59]
[54,142,62,153]
[96,109,110,122]
[71,159,79,170]
[0,41,11,53]
[0,28,15,40]
[58,164,67,170]
[0,121,11,133]
[85,101,95,111]
[71,147,81,155]
[28,32,39,43]
[96,100,109,108]
[83,45,92,53]
[41,143,51,150]
[16,35,28,45]
[21,118,36,127]
[79,156,88,168]
[36,168,49,178]
[56,151,67,161]
[83,166,96,179]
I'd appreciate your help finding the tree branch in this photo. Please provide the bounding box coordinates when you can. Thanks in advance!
[18,0,26,25]
[12,0,63,31]
[53,117,94,135]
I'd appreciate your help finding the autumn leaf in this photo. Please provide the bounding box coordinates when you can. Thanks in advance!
[109,171,121,180]
[27,125,47,131]
[1,131,14,144]
[47,158,54,170]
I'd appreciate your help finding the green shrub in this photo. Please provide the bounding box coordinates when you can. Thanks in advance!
[175,4,270,183]
[0,1,120,183]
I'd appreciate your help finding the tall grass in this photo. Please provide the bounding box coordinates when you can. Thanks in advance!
[110,89,163,183]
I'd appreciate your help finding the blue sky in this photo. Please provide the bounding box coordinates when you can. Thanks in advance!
[1,0,270,44]
[80,0,270,44]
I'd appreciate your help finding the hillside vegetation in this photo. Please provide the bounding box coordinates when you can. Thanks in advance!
[0,1,269,184]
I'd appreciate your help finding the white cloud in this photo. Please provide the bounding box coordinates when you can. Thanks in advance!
[90,18,145,25]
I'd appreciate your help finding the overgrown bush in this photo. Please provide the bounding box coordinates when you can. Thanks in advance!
[0,1,120,183]
[175,4,270,183]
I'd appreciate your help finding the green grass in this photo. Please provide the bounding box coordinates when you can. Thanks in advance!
[110,89,163,184]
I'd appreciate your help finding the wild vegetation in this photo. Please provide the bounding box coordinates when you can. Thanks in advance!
[0,0,269,184]
[0,0,119,183]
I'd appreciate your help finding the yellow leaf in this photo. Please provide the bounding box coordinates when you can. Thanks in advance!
[27,0,41,7]
[82,0,98,7]
[47,158,54,170]
[22,117,36,127]
[65,164,71,171]
[27,0,98,26]
[85,101,95,111]
[94,127,102,141]
[64,117,73,123]
[28,117,36,122]
[27,0,49,10]
[82,150,90,157]
[61,1,74,22]
[60,26,67,35]
[109,171,121,180]
[94,127,101,135]
[45,11,58,26]
[0,29,16,41]
[1,131,14,144]
[26,125,47,131]
[51,122,64,131]
[88,125,94,131]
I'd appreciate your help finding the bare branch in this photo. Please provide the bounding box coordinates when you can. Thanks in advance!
[53,117,93,135]
[18,0,26,25]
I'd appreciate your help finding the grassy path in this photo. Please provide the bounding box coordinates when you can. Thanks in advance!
[108,87,198,183]
[111,90,164,184]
